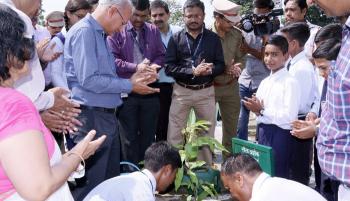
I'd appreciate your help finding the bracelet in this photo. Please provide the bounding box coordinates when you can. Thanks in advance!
[67,151,85,173]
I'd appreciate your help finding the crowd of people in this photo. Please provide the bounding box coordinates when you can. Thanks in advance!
[0,0,349,200]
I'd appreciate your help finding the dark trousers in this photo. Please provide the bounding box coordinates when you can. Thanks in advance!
[257,123,293,178]
[237,84,257,140]
[314,136,322,192]
[118,94,160,165]
[289,130,313,185]
[67,107,120,201]
[319,173,340,201]
[156,83,173,142]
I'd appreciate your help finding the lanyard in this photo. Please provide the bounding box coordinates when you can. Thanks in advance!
[131,29,145,55]
[185,28,204,67]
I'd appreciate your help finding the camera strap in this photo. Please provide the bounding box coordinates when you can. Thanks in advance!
[185,28,204,68]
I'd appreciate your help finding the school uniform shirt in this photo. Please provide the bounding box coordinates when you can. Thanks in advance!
[288,51,319,115]
[250,172,326,201]
[256,67,301,130]
[83,169,156,201]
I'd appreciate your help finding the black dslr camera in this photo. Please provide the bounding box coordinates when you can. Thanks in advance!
[240,9,284,36]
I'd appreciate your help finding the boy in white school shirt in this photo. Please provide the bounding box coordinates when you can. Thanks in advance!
[280,22,319,185]
[83,142,182,201]
[243,35,300,179]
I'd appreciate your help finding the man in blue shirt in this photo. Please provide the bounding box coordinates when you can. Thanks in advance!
[64,0,159,199]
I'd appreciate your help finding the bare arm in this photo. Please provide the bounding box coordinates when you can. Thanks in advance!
[0,130,105,200]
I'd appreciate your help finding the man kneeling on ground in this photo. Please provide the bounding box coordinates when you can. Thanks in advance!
[83,141,182,201]
[221,153,326,201]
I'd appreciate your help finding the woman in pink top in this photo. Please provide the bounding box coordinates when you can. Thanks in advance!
[0,5,105,201]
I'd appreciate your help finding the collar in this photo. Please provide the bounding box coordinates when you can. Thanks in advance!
[290,50,306,66]
[345,16,350,30]
[269,66,288,81]
[251,172,270,199]
[127,21,146,32]
[86,14,103,32]
[185,25,205,38]
[142,169,157,194]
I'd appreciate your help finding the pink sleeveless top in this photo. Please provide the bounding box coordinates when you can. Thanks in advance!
[0,87,55,195]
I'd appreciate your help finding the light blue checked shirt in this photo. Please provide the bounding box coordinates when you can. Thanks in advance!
[317,16,350,186]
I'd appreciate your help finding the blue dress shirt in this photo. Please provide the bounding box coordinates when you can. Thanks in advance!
[64,14,132,108]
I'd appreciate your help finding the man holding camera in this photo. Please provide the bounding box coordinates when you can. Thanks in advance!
[237,0,275,140]
[211,0,246,158]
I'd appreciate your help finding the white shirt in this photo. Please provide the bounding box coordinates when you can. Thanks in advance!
[45,36,68,89]
[288,51,319,115]
[83,169,157,201]
[256,67,300,130]
[1,0,55,111]
[304,21,320,60]
[158,24,182,83]
[250,172,326,201]
[34,24,51,43]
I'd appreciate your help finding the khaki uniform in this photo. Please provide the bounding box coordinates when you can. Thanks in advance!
[211,25,246,155]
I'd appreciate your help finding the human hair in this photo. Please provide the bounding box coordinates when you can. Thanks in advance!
[64,0,91,31]
[280,22,310,47]
[87,0,99,6]
[131,0,150,11]
[312,39,341,61]
[150,0,169,14]
[221,153,262,177]
[144,141,182,172]
[283,0,308,10]
[183,0,205,13]
[253,0,275,9]
[314,23,342,45]
[266,35,289,54]
[0,3,35,83]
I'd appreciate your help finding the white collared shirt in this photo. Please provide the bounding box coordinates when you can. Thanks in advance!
[83,169,157,201]
[1,0,54,111]
[288,51,319,115]
[256,67,300,130]
[250,172,326,201]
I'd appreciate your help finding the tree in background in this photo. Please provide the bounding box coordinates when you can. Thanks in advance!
[166,0,183,27]
[229,0,334,27]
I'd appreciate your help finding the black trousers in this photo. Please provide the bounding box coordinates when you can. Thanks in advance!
[320,172,340,201]
[257,123,293,178]
[67,107,120,201]
[289,115,312,185]
[156,83,173,142]
[118,94,160,165]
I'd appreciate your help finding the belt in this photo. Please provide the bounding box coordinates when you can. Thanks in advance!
[176,81,213,90]
[80,105,116,114]
[213,79,234,87]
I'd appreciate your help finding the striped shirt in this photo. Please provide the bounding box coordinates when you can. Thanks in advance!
[317,17,350,186]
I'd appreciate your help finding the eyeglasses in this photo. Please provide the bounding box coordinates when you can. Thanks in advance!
[116,7,127,25]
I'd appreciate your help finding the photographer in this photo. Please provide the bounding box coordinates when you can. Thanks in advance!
[237,0,276,140]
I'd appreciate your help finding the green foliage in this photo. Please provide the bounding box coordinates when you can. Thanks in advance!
[306,5,335,27]
[174,120,229,200]
[166,0,184,27]
[229,0,253,15]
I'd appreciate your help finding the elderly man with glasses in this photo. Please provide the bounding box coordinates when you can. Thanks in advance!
[63,0,159,199]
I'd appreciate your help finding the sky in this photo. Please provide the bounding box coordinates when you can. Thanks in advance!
[42,0,215,25]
